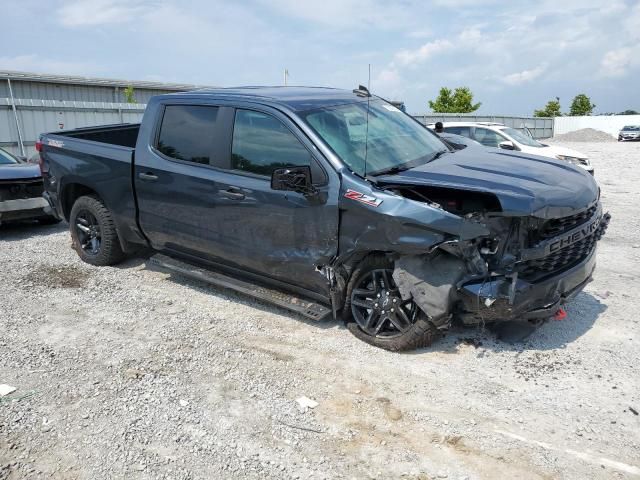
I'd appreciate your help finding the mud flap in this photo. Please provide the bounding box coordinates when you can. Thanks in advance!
[392,253,467,327]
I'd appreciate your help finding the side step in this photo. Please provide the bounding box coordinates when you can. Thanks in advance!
[149,254,331,321]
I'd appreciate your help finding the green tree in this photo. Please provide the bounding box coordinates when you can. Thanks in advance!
[569,94,595,116]
[123,85,137,104]
[428,86,481,113]
[534,97,562,117]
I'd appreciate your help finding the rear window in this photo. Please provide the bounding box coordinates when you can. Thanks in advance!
[156,105,219,165]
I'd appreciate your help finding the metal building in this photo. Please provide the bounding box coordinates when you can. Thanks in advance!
[0,70,206,157]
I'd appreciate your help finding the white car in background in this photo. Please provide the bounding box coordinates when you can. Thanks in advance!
[429,122,594,174]
[618,125,640,141]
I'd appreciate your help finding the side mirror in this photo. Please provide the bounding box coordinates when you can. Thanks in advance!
[271,166,317,196]
[499,140,516,150]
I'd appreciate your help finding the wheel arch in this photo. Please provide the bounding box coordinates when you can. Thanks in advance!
[60,182,99,221]
[62,183,137,254]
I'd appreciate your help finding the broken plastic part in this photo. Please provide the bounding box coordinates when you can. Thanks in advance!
[553,308,567,321]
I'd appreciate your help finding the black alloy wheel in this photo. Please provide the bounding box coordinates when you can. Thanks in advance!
[74,209,102,256]
[350,268,419,338]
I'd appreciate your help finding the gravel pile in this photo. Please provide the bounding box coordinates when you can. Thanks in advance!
[1,141,640,479]
[552,128,616,142]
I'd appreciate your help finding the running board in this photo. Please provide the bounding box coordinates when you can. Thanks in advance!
[149,254,331,321]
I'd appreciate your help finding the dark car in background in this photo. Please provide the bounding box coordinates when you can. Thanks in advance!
[0,147,59,226]
[618,125,640,141]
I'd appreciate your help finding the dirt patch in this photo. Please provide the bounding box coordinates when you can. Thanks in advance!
[376,397,403,421]
[22,264,90,288]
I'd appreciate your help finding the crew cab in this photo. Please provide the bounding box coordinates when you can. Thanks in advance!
[429,122,594,174]
[39,87,609,351]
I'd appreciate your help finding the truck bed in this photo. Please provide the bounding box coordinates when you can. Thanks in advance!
[40,123,141,247]
[56,123,140,148]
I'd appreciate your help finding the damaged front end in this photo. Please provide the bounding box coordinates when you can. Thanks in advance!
[388,184,610,328]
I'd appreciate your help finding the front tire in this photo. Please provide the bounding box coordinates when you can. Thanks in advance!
[343,255,438,351]
[69,195,125,266]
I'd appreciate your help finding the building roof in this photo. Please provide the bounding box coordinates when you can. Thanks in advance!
[0,70,209,91]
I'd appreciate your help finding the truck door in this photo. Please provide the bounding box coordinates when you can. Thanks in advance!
[134,103,238,258]
[205,107,339,295]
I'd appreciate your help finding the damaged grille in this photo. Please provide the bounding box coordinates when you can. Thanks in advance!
[0,178,44,202]
[521,212,608,280]
[521,235,597,278]
[538,205,597,240]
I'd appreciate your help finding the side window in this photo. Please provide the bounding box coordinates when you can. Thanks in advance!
[473,128,504,148]
[444,126,471,137]
[231,110,311,177]
[157,105,219,165]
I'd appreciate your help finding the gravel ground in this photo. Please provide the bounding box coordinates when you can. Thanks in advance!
[1,141,639,480]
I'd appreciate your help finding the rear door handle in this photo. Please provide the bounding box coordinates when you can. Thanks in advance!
[138,172,158,181]
[221,187,245,200]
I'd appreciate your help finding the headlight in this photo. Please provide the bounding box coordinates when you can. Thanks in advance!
[556,154,590,166]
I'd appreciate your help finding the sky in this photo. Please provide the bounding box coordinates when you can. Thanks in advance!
[1,0,639,115]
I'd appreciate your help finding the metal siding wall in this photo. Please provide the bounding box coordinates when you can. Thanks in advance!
[0,77,184,156]
[415,114,554,139]
[0,102,145,157]
[553,115,640,138]
[0,107,18,143]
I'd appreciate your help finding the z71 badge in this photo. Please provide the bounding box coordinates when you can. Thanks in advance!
[344,189,383,207]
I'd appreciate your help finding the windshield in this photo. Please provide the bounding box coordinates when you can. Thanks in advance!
[501,127,544,147]
[300,99,446,176]
[622,125,640,131]
[0,148,19,165]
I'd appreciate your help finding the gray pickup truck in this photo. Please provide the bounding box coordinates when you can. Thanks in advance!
[39,86,609,351]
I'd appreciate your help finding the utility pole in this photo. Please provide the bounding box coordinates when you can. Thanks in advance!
[284,69,289,86]
[7,78,25,156]
[368,64,371,91]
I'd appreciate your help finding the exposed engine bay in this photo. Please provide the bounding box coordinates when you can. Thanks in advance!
[386,185,610,328]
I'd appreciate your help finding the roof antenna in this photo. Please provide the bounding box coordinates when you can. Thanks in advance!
[363,64,371,178]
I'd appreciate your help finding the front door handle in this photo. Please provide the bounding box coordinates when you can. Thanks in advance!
[221,187,245,200]
[138,172,158,181]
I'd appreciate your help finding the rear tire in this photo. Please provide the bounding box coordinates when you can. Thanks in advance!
[69,195,125,266]
[343,255,438,351]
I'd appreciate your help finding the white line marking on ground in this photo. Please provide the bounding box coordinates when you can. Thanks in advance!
[494,429,640,476]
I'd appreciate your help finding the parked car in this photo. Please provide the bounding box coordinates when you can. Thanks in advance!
[0,147,60,225]
[40,87,609,351]
[618,125,640,141]
[429,122,594,174]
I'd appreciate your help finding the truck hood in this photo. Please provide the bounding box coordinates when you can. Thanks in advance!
[0,163,42,181]
[374,149,599,219]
